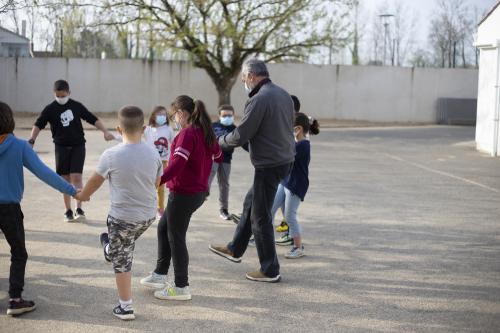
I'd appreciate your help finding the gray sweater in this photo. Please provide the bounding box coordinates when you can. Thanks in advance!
[219,80,295,168]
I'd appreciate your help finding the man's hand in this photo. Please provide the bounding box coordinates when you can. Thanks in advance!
[104,131,115,141]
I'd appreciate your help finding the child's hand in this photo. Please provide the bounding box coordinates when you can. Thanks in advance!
[74,191,90,202]
[104,131,115,141]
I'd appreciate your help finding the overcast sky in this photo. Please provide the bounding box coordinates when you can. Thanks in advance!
[363,0,498,43]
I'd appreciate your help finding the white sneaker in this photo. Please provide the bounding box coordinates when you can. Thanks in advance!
[154,283,191,301]
[285,246,305,259]
[140,272,167,289]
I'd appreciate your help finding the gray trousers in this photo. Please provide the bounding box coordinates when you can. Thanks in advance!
[208,162,231,210]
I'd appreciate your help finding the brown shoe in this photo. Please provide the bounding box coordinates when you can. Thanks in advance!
[209,244,241,263]
[245,270,281,283]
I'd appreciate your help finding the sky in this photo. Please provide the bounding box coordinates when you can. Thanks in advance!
[0,0,498,64]
[362,0,498,44]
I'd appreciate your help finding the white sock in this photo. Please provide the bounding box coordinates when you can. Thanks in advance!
[105,244,110,255]
[119,299,133,311]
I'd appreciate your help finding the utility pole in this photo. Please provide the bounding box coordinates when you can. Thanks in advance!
[60,28,63,57]
[379,14,394,66]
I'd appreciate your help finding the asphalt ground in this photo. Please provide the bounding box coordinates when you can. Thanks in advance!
[1,125,500,332]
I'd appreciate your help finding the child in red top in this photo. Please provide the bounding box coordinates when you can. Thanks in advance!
[140,95,222,301]
[162,125,222,194]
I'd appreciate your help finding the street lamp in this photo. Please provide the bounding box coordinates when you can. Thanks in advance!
[379,14,394,66]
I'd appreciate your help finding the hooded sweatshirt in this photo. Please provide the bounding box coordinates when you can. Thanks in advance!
[0,134,76,204]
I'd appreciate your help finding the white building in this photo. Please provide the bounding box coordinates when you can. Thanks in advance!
[475,2,500,156]
[0,26,31,58]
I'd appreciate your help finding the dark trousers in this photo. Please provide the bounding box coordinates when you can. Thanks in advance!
[228,163,292,277]
[154,192,206,288]
[0,204,28,298]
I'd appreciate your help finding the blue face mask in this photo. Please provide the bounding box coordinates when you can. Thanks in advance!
[220,116,234,126]
[155,115,167,126]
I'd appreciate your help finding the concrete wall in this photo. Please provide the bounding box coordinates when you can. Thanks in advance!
[0,57,478,123]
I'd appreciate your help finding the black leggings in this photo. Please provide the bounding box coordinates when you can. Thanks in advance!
[154,192,206,288]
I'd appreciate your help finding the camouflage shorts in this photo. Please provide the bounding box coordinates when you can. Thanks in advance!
[106,215,155,273]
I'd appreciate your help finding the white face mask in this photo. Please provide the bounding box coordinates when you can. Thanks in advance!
[244,81,252,93]
[55,96,69,105]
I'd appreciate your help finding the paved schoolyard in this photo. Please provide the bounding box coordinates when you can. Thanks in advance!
[1,125,500,333]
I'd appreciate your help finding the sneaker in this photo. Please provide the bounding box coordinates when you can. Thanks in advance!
[7,298,36,316]
[64,209,75,222]
[245,270,281,283]
[230,213,241,225]
[140,272,167,289]
[208,244,242,263]
[99,233,111,263]
[276,220,288,233]
[275,234,293,246]
[75,208,86,221]
[154,283,191,301]
[285,245,305,259]
[248,238,256,247]
[112,304,135,320]
[219,208,231,220]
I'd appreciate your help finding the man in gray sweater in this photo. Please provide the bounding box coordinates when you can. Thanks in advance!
[209,59,295,282]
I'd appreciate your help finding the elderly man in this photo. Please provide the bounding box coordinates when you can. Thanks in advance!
[209,59,295,282]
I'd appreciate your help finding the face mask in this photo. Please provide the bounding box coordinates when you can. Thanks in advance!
[155,115,167,126]
[294,126,301,138]
[55,96,69,105]
[173,120,181,131]
[220,116,234,126]
[244,81,252,93]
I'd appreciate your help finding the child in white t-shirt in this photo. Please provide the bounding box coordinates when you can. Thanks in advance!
[144,106,175,217]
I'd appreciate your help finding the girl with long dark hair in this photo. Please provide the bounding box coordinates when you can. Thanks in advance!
[140,95,223,300]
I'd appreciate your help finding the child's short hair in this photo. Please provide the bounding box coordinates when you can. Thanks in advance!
[54,80,70,92]
[218,104,234,114]
[0,101,15,135]
[119,106,144,133]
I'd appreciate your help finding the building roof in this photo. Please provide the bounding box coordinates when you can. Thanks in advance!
[0,26,30,42]
[479,1,500,26]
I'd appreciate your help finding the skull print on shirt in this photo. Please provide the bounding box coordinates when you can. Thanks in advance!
[60,110,74,127]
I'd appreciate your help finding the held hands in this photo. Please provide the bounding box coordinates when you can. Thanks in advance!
[104,131,115,141]
[74,190,90,202]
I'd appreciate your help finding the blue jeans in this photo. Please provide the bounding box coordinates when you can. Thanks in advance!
[271,184,302,238]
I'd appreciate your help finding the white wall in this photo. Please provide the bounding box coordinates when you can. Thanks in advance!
[475,5,500,156]
[0,58,478,123]
[477,5,500,47]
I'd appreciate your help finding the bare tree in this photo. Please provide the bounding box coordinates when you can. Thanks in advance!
[367,0,418,66]
[392,2,417,66]
[0,0,15,14]
[428,0,473,68]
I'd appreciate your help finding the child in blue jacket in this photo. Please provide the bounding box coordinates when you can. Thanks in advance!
[271,112,320,258]
[0,102,78,316]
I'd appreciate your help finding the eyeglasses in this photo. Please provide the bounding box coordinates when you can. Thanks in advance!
[168,109,182,122]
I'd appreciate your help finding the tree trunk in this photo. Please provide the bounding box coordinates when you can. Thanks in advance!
[217,85,233,106]
[214,74,239,106]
